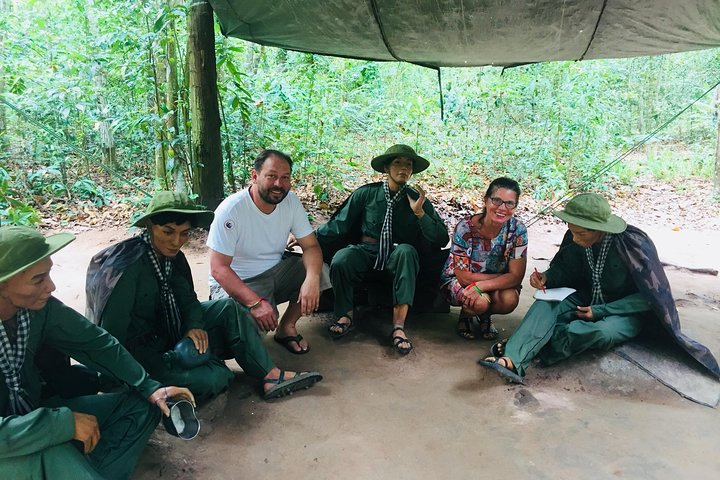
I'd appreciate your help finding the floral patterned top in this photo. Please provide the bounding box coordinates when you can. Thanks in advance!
[440,214,528,286]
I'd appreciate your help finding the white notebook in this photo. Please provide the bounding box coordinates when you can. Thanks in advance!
[533,287,576,302]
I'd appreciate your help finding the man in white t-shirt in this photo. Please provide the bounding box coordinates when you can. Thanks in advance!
[207,149,330,354]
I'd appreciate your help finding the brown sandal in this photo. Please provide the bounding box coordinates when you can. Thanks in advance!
[456,316,475,340]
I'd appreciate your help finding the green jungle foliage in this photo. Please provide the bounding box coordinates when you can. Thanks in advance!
[1,0,719,224]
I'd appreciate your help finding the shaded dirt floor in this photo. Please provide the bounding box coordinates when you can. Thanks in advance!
[48,219,720,480]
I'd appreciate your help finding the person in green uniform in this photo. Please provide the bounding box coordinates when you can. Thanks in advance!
[0,225,194,480]
[479,193,720,383]
[86,191,322,403]
[316,144,449,354]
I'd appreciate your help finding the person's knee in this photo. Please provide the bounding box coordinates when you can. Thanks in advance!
[330,247,363,276]
[393,243,419,262]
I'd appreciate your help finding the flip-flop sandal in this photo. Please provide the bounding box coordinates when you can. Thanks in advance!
[391,326,413,355]
[456,316,475,340]
[477,315,499,340]
[490,340,507,357]
[478,356,524,384]
[274,334,310,354]
[263,370,323,400]
[329,316,354,339]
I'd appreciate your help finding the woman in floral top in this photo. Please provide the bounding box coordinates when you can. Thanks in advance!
[440,177,528,340]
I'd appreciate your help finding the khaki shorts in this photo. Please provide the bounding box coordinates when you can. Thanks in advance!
[210,254,331,312]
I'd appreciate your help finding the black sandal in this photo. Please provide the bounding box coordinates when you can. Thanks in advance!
[456,316,475,340]
[391,326,413,355]
[329,315,354,339]
[490,340,507,357]
[477,314,498,340]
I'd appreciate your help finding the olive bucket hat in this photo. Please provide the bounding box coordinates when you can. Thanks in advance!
[553,193,627,234]
[0,226,75,282]
[370,144,430,174]
[132,191,214,228]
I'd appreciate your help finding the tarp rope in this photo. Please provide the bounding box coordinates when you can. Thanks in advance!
[0,95,149,196]
[525,76,720,228]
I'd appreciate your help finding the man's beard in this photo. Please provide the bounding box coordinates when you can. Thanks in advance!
[258,186,289,204]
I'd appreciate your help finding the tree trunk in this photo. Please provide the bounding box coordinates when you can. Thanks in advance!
[165,17,189,192]
[187,1,223,209]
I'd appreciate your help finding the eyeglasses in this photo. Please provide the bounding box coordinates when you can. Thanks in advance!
[489,197,518,209]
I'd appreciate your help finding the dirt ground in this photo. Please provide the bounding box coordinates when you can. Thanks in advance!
[48,218,720,480]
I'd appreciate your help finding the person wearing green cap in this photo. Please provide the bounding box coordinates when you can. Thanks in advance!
[0,225,194,479]
[479,193,720,384]
[315,144,449,355]
[85,191,323,403]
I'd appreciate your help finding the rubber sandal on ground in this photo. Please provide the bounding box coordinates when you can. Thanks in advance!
[477,356,524,384]
[490,340,507,357]
[328,316,354,339]
[456,316,475,340]
[263,370,323,400]
[392,326,413,355]
[273,334,310,354]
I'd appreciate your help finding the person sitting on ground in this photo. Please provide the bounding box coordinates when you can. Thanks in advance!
[207,149,331,355]
[86,191,322,402]
[0,225,194,480]
[315,144,449,355]
[479,193,720,384]
[440,177,528,340]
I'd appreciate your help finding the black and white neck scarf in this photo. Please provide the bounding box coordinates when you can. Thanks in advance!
[141,232,182,343]
[374,182,407,271]
[0,309,34,415]
[585,233,614,305]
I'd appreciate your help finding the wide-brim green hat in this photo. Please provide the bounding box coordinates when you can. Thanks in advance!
[553,193,627,234]
[132,191,214,228]
[370,144,430,174]
[0,226,75,282]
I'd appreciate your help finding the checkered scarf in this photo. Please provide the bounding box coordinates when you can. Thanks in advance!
[374,182,406,270]
[0,309,34,415]
[585,233,614,305]
[141,232,182,343]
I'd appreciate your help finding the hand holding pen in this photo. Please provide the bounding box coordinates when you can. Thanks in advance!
[530,267,547,292]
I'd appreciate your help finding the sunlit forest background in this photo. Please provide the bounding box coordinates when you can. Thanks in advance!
[1,0,719,226]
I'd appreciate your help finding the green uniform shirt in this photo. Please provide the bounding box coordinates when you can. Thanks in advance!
[0,297,160,459]
[317,183,448,249]
[544,237,651,320]
[99,254,205,358]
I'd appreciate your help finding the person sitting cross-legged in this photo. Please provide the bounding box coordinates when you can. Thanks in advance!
[86,191,322,403]
[479,193,720,384]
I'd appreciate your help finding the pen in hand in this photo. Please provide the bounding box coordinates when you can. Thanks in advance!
[534,267,546,293]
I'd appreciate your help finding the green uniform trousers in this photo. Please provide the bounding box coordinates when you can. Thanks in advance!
[330,243,419,317]
[137,299,273,403]
[505,293,645,377]
[1,392,159,480]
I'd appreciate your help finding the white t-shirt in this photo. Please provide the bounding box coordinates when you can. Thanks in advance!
[207,189,314,285]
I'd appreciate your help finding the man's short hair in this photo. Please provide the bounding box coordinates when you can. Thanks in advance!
[254,149,293,172]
